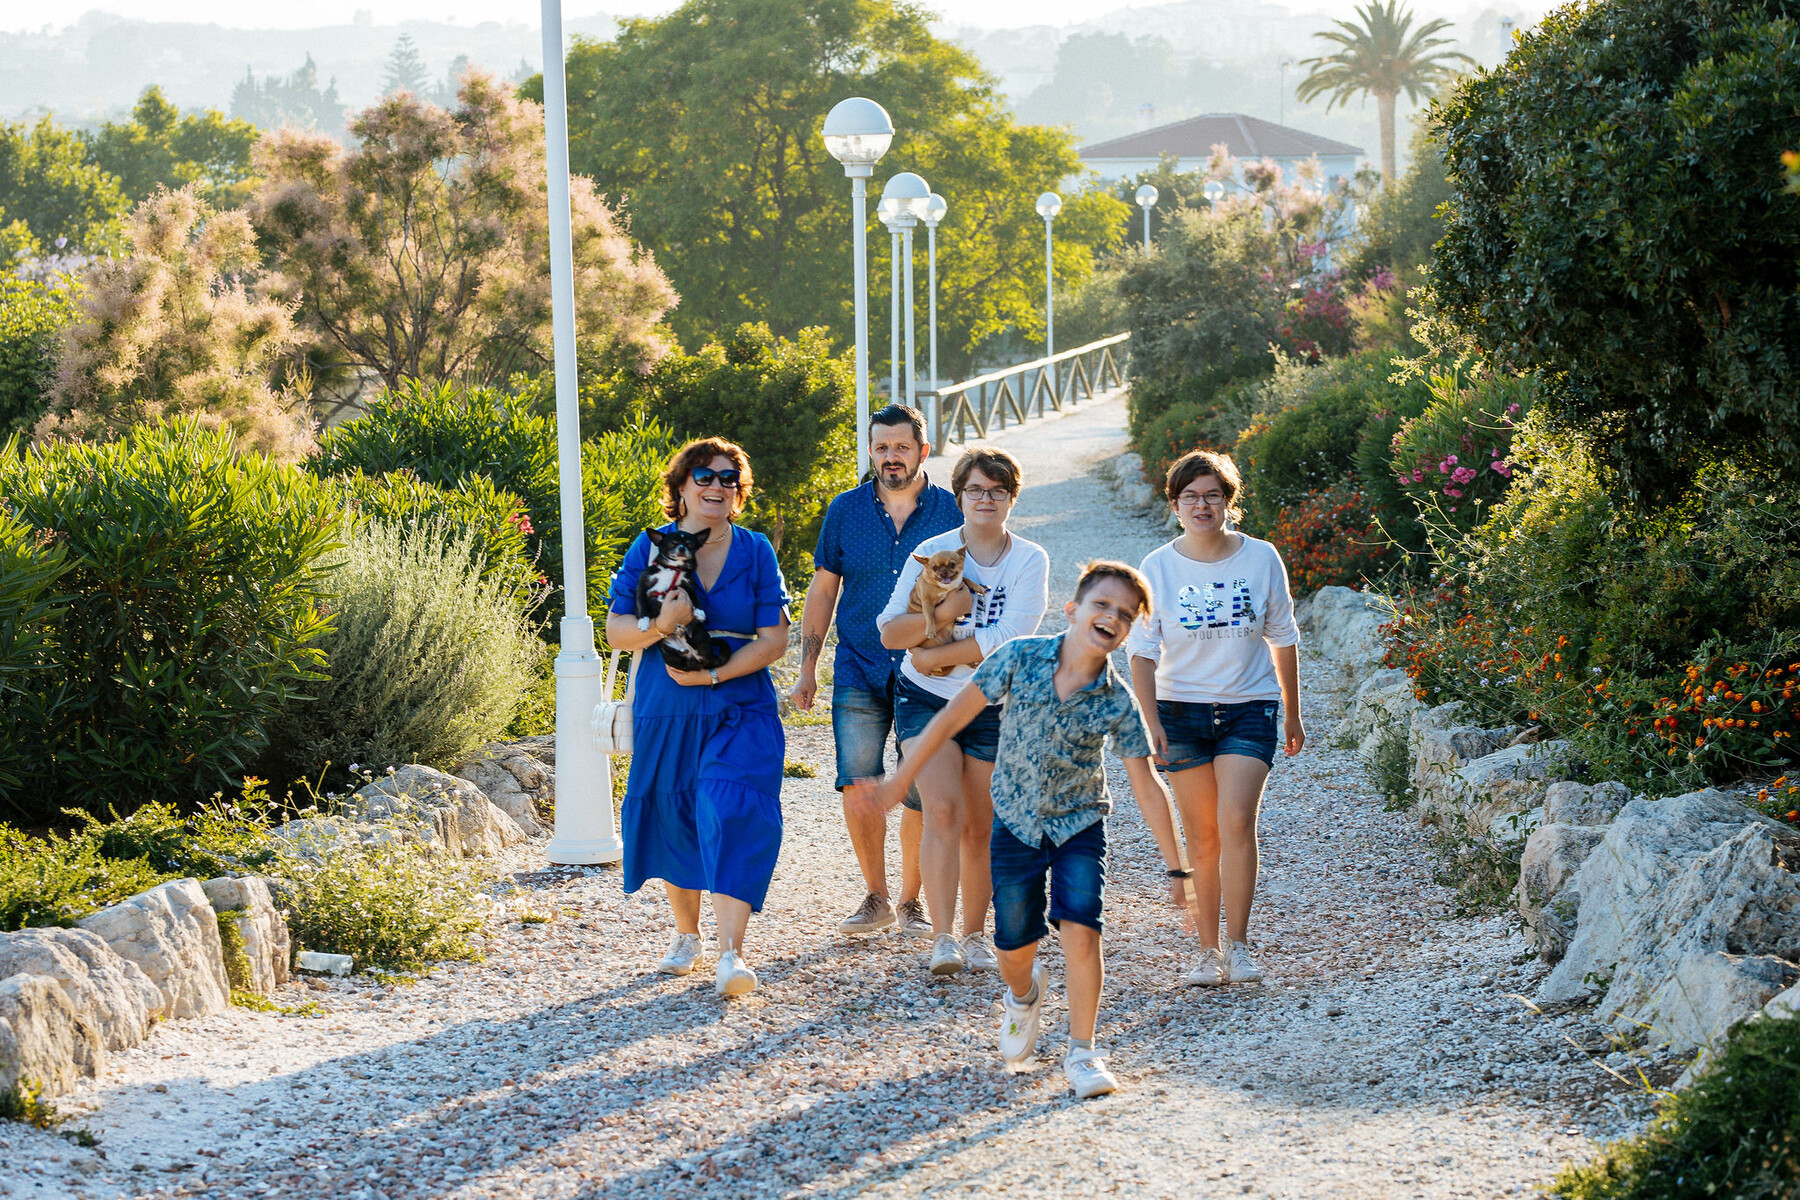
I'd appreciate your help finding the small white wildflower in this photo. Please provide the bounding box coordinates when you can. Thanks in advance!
[348,763,359,772]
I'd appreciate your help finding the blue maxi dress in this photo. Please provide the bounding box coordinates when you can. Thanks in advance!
[608,523,790,911]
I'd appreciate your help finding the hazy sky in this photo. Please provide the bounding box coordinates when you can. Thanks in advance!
[4,0,1555,34]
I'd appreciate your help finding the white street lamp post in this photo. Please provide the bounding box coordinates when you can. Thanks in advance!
[880,172,930,413]
[540,0,620,866]
[821,98,894,478]
[921,192,947,442]
[879,196,903,409]
[1204,179,1226,205]
[1135,183,1158,252]
[1035,191,1061,394]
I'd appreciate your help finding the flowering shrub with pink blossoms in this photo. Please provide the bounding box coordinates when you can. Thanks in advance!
[1389,372,1535,543]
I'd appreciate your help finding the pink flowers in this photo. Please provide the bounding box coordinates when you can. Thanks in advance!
[1491,461,1514,477]
[1451,466,1478,485]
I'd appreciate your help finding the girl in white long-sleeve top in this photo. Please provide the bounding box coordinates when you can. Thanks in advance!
[1125,449,1305,988]
[878,447,1049,977]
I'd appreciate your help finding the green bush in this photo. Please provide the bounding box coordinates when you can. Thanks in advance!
[261,518,540,784]
[311,380,677,630]
[281,838,484,971]
[0,511,68,793]
[1554,1011,1800,1199]
[71,798,281,881]
[582,322,854,581]
[1433,0,1800,506]
[322,468,539,603]
[0,824,169,931]
[0,276,76,440]
[1135,375,1270,488]
[0,421,340,823]
[1389,372,1534,548]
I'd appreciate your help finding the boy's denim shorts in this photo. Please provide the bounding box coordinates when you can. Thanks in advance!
[831,680,922,812]
[990,819,1106,951]
[1157,699,1281,771]
[893,675,1002,764]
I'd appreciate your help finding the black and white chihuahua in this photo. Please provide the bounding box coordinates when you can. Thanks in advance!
[635,528,733,672]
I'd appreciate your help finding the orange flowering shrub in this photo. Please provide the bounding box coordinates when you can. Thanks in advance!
[1266,479,1398,593]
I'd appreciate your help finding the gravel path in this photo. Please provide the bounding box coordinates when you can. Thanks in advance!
[5,393,1649,1200]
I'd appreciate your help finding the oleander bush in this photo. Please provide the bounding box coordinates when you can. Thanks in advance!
[1553,1010,1800,1199]
[0,276,77,440]
[0,421,340,824]
[0,511,68,793]
[1389,372,1534,547]
[260,517,540,785]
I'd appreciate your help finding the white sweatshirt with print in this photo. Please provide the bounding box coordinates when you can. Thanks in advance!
[876,529,1050,700]
[1125,534,1300,703]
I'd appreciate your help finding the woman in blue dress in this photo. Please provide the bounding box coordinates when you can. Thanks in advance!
[605,437,791,998]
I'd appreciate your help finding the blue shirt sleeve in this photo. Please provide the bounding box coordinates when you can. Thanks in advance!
[1109,690,1154,759]
[970,639,1021,704]
[608,530,654,616]
[752,533,792,628]
[814,495,845,576]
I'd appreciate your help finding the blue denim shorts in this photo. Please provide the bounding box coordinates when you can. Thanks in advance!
[831,680,922,812]
[893,675,1002,763]
[1157,699,1280,771]
[990,819,1106,950]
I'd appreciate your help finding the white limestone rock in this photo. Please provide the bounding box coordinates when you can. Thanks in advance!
[0,927,159,1051]
[201,877,291,995]
[1538,789,1800,1051]
[349,765,527,858]
[1409,705,1515,814]
[1295,586,1388,671]
[452,741,554,838]
[0,972,105,1098]
[77,878,230,1020]
[1516,822,1607,961]
[1447,740,1574,832]
[1336,669,1424,759]
[1543,780,1632,827]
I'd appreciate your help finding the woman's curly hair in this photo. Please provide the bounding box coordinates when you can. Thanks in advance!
[660,437,754,520]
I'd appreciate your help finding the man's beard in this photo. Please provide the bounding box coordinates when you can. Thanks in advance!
[877,460,920,490]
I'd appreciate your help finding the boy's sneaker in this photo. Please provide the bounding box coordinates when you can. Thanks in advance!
[962,931,999,971]
[657,932,705,976]
[896,899,932,938]
[1227,941,1265,984]
[1184,946,1228,987]
[928,933,968,976]
[998,963,1047,1065]
[1063,1048,1119,1099]
[714,950,758,997]
[839,892,896,934]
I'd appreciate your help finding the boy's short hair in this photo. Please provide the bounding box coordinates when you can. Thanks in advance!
[1073,560,1153,618]
[869,403,926,445]
[951,447,1024,496]
[1164,449,1243,522]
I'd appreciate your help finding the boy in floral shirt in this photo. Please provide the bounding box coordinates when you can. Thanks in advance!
[850,562,1189,1098]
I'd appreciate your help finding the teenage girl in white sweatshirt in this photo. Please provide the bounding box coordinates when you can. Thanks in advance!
[1125,449,1305,986]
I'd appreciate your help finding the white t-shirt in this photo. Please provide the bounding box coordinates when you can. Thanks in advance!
[1125,534,1301,703]
[876,529,1050,699]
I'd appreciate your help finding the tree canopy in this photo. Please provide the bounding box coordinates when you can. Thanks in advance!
[1431,0,1800,505]
[0,117,127,258]
[87,87,261,209]
[526,0,1126,371]
[230,55,348,135]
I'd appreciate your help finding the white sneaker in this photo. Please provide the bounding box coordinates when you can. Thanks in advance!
[896,899,932,938]
[998,963,1046,1066]
[962,931,999,971]
[1184,945,1227,987]
[715,950,757,997]
[928,933,967,976]
[1227,941,1264,984]
[657,932,705,976]
[1063,1048,1119,1099]
[839,892,896,934]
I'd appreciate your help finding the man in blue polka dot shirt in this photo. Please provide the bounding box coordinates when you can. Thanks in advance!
[791,404,963,936]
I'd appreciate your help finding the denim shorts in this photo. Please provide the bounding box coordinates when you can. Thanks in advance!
[990,819,1106,950]
[831,680,922,812]
[893,675,1002,763]
[1157,699,1280,770]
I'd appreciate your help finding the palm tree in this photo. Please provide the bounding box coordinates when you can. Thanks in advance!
[1296,0,1474,186]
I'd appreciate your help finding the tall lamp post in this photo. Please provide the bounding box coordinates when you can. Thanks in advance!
[878,195,905,408]
[1035,190,1061,393]
[1204,179,1226,205]
[820,98,894,478]
[881,172,930,411]
[1135,183,1158,252]
[921,192,947,442]
[540,0,620,865]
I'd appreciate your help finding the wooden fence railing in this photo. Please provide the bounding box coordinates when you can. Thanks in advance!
[919,332,1130,447]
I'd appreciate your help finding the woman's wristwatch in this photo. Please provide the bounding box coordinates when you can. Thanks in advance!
[708,668,720,688]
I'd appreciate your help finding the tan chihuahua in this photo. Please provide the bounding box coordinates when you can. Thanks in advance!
[907,547,989,675]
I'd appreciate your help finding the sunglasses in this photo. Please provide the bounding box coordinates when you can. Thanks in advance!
[690,467,743,489]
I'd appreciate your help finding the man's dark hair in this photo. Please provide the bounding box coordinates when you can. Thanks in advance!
[869,403,926,445]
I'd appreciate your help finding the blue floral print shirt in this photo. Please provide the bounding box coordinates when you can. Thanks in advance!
[971,633,1154,847]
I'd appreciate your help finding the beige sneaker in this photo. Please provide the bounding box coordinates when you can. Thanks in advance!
[1227,941,1265,984]
[896,898,932,938]
[838,892,896,935]
[962,931,999,971]
[715,951,758,997]
[1063,1048,1119,1099]
[1184,945,1227,987]
[928,933,968,976]
[657,932,705,976]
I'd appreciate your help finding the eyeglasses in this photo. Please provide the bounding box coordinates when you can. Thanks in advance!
[1176,491,1227,508]
[961,486,1013,502]
[691,467,743,489]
